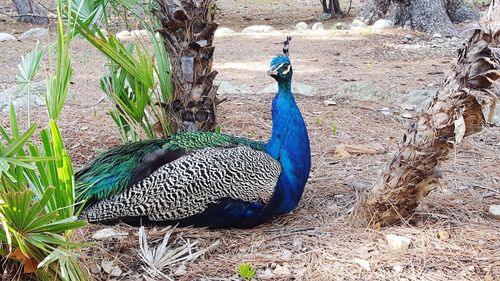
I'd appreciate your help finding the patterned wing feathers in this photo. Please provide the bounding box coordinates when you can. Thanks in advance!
[80,146,281,223]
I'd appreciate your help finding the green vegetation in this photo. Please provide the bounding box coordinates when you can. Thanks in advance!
[332,123,338,135]
[70,0,174,142]
[0,1,87,280]
[237,262,256,280]
[14,43,45,124]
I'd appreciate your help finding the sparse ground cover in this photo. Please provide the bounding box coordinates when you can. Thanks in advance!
[0,0,498,280]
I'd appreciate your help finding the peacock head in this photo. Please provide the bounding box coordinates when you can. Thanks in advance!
[268,55,292,82]
[268,36,293,83]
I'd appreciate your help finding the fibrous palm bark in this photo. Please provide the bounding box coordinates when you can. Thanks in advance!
[351,1,500,227]
[153,0,219,132]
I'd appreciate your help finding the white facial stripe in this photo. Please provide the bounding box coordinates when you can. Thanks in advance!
[274,63,285,71]
[282,65,291,75]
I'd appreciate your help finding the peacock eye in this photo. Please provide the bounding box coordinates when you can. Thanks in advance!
[280,64,290,70]
[280,64,291,75]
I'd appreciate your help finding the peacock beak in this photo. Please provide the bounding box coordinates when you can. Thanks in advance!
[268,70,278,76]
[268,65,279,76]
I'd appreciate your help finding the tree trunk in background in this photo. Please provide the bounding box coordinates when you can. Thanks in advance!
[358,0,479,35]
[332,0,342,14]
[321,0,343,15]
[350,1,500,227]
[12,0,49,25]
[153,0,218,132]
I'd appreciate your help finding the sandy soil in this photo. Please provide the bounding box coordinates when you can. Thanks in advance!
[0,0,499,280]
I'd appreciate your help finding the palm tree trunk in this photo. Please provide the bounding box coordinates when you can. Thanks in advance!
[350,1,500,227]
[153,0,219,132]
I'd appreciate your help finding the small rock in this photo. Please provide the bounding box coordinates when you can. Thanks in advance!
[216,80,252,95]
[273,264,291,276]
[393,265,404,273]
[379,107,392,116]
[101,260,122,277]
[433,33,443,39]
[485,274,494,281]
[0,32,16,42]
[281,249,292,260]
[335,81,386,102]
[90,264,101,274]
[404,34,414,41]
[334,146,351,159]
[130,29,148,39]
[20,28,48,40]
[295,22,308,31]
[373,19,394,29]
[333,22,349,30]
[437,230,450,240]
[386,234,411,251]
[350,19,367,29]
[258,268,274,279]
[110,267,122,277]
[488,205,500,219]
[0,80,47,112]
[293,265,306,279]
[116,30,131,41]
[215,27,236,36]
[101,260,113,273]
[92,228,128,240]
[352,258,371,271]
[311,22,324,30]
[399,89,437,112]
[174,264,187,276]
[323,99,337,106]
[317,13,332,21]
[99,29,110,37]
[241,25,275,33]
[292,239,303,252]
[401,113,413,119]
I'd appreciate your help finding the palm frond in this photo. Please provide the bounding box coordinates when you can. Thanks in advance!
[138,225,219,279]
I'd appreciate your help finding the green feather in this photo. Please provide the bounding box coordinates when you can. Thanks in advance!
[75,132,264,204]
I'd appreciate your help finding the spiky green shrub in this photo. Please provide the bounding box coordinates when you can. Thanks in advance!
[0,1,87,280]
[237,262,256,280]
[70,0,174,142]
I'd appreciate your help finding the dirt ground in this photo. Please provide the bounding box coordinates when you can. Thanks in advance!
[0,0,499,280]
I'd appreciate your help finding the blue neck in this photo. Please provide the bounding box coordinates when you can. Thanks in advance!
[265,77,311,215]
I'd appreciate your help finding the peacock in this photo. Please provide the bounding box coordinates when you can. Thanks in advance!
[76,37,311,228]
